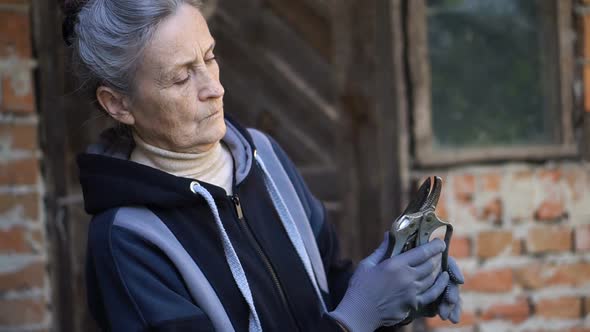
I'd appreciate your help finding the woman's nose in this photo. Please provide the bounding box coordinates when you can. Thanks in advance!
[198,78,225,102]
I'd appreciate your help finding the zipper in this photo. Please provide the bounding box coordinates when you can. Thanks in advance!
[231,193,301,331]
[333,319,350,332]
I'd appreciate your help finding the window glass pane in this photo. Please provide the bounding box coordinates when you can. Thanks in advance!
[427,0,559,148]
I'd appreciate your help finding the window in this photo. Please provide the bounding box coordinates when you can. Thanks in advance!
[408,0,576,165]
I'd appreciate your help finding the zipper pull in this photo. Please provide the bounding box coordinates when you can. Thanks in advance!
[232,195,244,220]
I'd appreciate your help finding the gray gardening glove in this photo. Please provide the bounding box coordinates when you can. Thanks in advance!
[437,256,464,323]
[413,255,464,323]
[329,234,449,332]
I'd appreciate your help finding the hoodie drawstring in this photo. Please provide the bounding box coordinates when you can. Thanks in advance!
[190,181,263,332]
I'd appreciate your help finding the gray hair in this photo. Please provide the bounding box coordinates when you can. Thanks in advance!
[71,0,203,98]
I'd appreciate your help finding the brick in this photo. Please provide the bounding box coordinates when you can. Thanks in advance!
[511,238,523,255]
[526,226,572,253]
[477,230,512,258]
[436,191,449,221]
[454,174,475,203]
[0,192,39,219]
[0,261,44,291]
[514,263,544,289]
[507,170,535,222]
[481,298,531,323]
[0,298,45,326]
[536,297,582,319]
[433,176,449,220]
[454,203,478,231]
[570,328,590,332]
[534,199,567,222]
[463,268,513,293]
[481,173,501,192]
[31,228,42,242]
[548,262,590,286]
[0,122,38,150]
[0,158,39,186]
[576,225,590,252]
[480,198,503,225]
[539,169,562,182]
[0,11,31,57]
[585,297,590,316]
[426,311,476,328]
[0,226,29,253]
[564,168,586,201]
[449,236,471,258]
[1,70,36,112]
[515,263,590,289]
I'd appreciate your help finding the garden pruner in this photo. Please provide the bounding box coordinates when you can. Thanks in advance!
[382,176,453,271]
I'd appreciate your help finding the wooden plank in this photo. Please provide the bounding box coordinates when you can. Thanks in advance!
[375,0,410,234]
[416,144,578,168]
[299,167,343,202]
[329,0,363,261]
[582,113,590,160]
[30,2,73,332]
[558,0,575,145]
[212,16,339,158]
[258,9,335,102]
[215,35,339,132]
[336,0,385,259]
[218,55,337,167]
[69,203,101,332]
[406,0,433,166]
[264,0,332,60]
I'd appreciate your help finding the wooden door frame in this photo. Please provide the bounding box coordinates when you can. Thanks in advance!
[31,2,84,331]
[331,0,410,259]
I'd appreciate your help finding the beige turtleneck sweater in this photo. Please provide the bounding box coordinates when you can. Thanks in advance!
[130,133,234,195]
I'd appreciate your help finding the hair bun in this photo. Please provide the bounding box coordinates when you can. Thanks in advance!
[62,0,85,46]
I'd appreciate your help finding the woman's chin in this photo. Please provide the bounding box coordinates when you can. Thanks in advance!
[201,118,227,144]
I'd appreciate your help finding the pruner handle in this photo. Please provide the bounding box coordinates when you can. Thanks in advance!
[417,212,453,270]
[382,212,453,271]
[382,216,419,262]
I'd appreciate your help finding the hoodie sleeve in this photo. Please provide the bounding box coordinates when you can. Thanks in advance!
[266,137,354,309]
[86,212,215,332]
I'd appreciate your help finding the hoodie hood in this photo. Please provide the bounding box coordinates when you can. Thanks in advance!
[77,115,255,215]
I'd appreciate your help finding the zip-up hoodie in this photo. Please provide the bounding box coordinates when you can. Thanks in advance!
[78,116,353,332]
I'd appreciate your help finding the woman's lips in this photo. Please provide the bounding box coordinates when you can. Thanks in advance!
[206,110,222,119]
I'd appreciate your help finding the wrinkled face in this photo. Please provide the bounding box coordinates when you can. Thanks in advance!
[130,4,225,153]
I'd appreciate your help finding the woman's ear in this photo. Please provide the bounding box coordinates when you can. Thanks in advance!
[96,86,135,125]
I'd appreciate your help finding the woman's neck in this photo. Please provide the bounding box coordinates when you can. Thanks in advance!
[130,132,234,194]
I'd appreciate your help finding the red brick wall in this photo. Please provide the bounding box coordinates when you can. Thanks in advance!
[422,165,590,331]
[0,1,49,331]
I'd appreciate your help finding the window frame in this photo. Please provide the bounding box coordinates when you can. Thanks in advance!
[408,0,577,167]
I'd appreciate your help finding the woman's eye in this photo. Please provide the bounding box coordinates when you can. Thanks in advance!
[205,56,217,63]
[175,75,190,85]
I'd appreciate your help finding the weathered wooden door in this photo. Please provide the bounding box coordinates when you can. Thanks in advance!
[34,1,409,331]
[209,0,410,261]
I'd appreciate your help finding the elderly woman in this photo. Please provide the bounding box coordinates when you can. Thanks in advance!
[65,0,463,331]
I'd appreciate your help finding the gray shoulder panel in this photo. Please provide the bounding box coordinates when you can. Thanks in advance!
[113,206,235,332]
[248,129,328,294]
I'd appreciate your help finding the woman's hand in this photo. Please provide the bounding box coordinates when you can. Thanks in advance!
[329,235,449,332]
[413,255,464,323]
[437,256,464,323]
